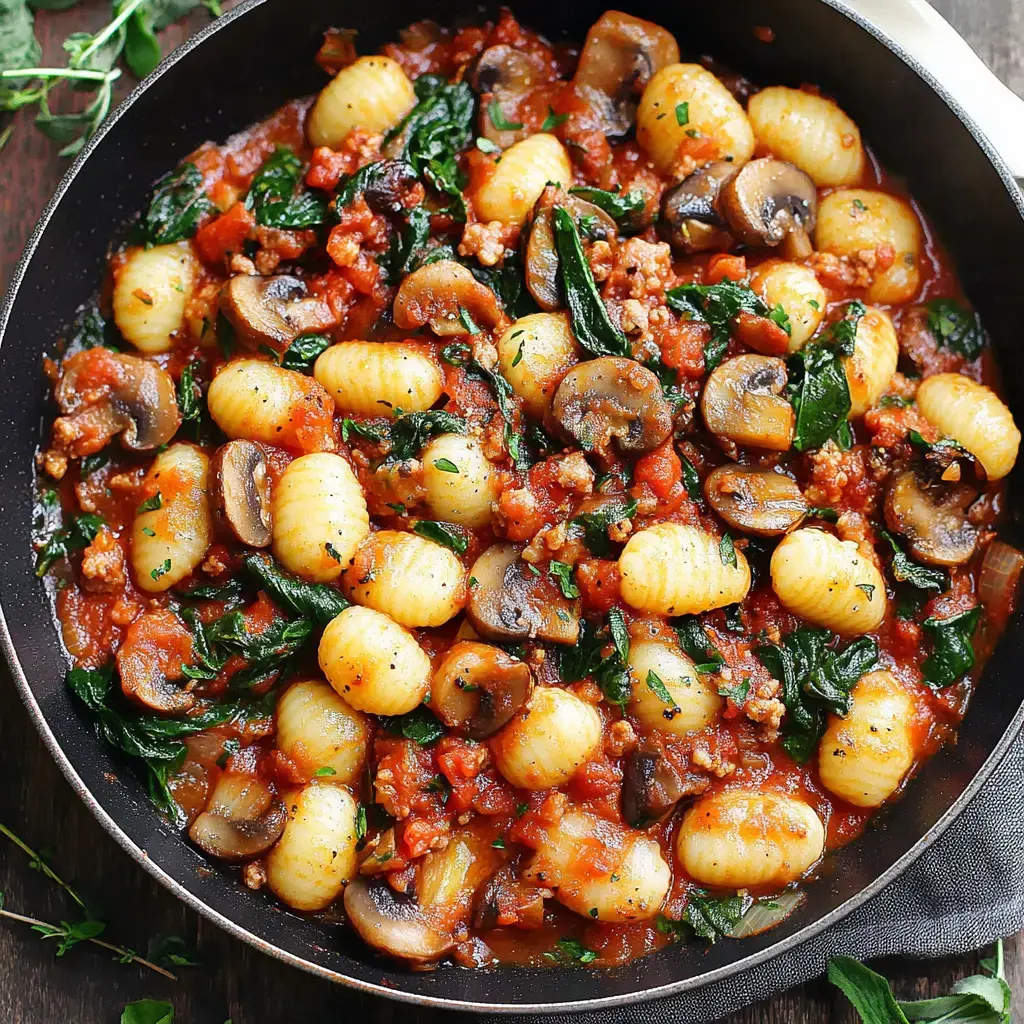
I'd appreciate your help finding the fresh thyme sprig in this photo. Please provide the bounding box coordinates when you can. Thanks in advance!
[0,819,178,980]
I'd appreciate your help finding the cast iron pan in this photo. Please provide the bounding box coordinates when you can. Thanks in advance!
[2,0,1023,1012]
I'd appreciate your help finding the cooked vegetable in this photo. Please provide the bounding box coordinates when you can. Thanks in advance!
[343,877,454,962]
[701,354,794,451]
[719,158,817,247]
[704,465,807,535]
[188,772,286,860]
[883,470,978,566]
[658,161,738,253]
[210,440,272,548]
[219,274,336,353]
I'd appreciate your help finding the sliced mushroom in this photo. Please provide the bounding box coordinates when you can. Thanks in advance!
[701,354,794,451]
[472,45,548,148]
[361,159,420,216]
[210,440,272,547]
[466,544,580,644]
[621,742,710,828]
[525,186,618,311]
[658,162,738,254]
[472,863,547,931]
[720,158,817,248]
[392,260,505,337]
[572,11,680,137]
[188,771,286,860]
[219,274,336,353]
[343,876,454,962]
[884,470,978,566]
[552,356,673,457]
[55,348,181,453]
[704,465,807,536]
[116,609,196,714]
[431,641,534,738]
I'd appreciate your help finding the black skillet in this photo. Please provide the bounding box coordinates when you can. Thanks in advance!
[2,0,1024,1012]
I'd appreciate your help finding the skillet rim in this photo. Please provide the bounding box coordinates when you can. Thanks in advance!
[2,0,1023,1012]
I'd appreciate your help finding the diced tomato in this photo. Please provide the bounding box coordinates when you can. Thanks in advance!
[193,202,256,265]
[306,146,350,191]
[706,253,747,284]
[634,440,682,500]
[732,309,791,356]
[576,559,622,613]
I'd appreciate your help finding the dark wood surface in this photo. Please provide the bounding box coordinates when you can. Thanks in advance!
[0,2,1021,1020]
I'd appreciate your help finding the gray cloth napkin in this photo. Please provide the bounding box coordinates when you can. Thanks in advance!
[499,736,1024,1023]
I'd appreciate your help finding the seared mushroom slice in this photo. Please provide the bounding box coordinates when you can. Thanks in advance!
[720,158,817,248]
[210,440,272,547]
[701,354,794,452]
[466,544,580,644]
[55,349,181,453]
[343,877,454,962]
[432,641,534,739]
[360,159,420,216]
[525,186,618,311]
[704,465,807,536]
[117,609,196,714]
[622,742,710,828]
[884,470,979,566]
[393,260,505,337]
[658,161,738,254]
[472,863,547,931]
[219,274,336,353]
[552,357,673,457]
[189,771,287,860]
[572,11,680,137]
[472,45,548,149]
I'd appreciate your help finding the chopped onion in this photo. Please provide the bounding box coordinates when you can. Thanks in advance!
[979,540,1024,631]
[725,890,806,939]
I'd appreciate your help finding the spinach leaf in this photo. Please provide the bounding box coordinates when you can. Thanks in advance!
[247,146,328,229]
[377,205,432,285]
[549,560,580,599]
[386,409,467,462]
[386,74,475,220]
[921,607,981,688]
[337,159,413,208]
[280,333,331,374]
[926,298,985,360]
[673,615,724,673]
[413,520,468,554]
[666,279,788,374]
[341,418,388,444]
[878,528,948,592]
[568,185,646,231]
[380,705,445,745]
[35,512,105,577]
[176,360,201,431]
[66,301,120,354]
[465,358,526,467]
[559,612,632,706]
[571,497,638,556]
[241,552,348,626]
[79,451,109,476]
[66,664,271,827]
[718,678,750,704]
[177,577,245,606]
[544,938,598,964]
[680,455,701,501]
[466,249,539,319]
[682,890,747,943]
[141,162,214,246]
[552,206,630,357]
[786,301,866,452]
[757,628,880,762]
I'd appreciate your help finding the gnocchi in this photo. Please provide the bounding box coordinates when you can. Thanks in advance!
[844,306,899,417]
[113,243,196,354]
[495,312,579,419]
[627,640,722,736]
[474,133,573,226]
[421,433,500,528]
[749,260,826,352]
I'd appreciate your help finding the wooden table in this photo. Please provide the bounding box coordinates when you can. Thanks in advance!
[1,1,1021,1020]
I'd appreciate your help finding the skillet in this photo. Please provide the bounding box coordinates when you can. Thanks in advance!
[2,0,1024,1012]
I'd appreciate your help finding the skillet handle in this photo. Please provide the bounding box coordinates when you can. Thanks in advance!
[841,0,1024,181]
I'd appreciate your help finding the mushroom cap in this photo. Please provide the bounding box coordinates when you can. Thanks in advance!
[704,464,807,536]
[884,470,979,566]
[116,609,196,714]
[466,544,580,644]
[720,158,817,247]
[360,159,420,216]
[431,641,534,739]
[56,349,182,451]
[658,161,738,254]
[210,440,273,548]
[343,877,454,962]
[472,45,548,148]
[219,274,336,352]
[551,356,674,456]
[621,742,710,828]
[392,260,505,337]
[188,772,287,861]
[701,354,794,451]
[572,11,680,137]
[525,186,618,311]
